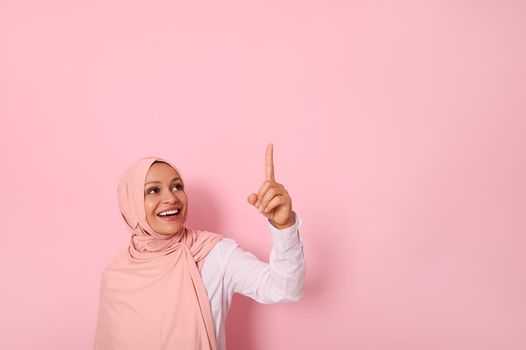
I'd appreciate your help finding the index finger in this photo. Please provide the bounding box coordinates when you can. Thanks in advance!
[265,143,275,181]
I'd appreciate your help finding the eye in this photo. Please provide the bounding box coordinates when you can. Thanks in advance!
[145,183,184,195]
[146,187,159,194]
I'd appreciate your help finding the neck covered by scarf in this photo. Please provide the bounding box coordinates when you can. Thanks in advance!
[93,157,223,350]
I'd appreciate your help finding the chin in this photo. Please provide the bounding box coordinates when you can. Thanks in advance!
[158,223,183,235]
[149,214,187,235]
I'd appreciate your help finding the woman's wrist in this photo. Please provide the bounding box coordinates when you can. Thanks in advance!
[269,211,296,230]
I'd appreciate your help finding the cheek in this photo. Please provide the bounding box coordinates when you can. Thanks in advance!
[143,198,157,216]
[178,192,188,204]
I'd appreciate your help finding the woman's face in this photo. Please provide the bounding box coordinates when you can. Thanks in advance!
[144,162,188,235]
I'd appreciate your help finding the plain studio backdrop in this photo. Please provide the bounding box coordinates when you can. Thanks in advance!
[1,1,525,349]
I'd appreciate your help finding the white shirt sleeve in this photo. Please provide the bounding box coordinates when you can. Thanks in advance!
[223,211,305,304]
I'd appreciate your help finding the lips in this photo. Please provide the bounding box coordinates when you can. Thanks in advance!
[156,206,182,216]
[157,213,181,221]
[156,208,182,223]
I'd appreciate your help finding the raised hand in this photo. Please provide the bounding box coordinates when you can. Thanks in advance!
[247,143,295,229]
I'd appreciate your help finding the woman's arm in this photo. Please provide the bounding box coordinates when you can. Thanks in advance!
[224,211,305,304]
[225,144,304,303]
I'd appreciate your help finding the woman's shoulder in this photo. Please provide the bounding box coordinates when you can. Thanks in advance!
[193,228,238,250]
[204,236,241,268]
[210,236,239,254]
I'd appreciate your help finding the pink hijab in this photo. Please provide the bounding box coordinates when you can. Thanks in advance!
[93,156,223,350]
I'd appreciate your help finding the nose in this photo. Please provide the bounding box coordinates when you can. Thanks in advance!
[160,189,179,204]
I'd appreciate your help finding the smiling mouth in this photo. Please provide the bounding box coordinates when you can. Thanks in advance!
[157,208,181,217]
[156,208,182,222]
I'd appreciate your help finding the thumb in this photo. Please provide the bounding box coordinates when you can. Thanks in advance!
[247,193,258,205]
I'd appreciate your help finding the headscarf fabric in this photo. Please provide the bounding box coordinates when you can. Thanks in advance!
[93,156,223,350]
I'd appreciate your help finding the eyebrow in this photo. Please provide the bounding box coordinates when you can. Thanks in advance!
[144,177,181,186]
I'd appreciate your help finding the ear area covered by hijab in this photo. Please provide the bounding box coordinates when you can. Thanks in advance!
[93,156,223,350]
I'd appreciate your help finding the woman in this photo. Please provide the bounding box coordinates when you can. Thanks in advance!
[93,144,305,350]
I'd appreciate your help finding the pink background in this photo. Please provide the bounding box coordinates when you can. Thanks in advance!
[1,1,525,349]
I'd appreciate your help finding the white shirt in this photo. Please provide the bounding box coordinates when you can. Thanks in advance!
[200,212,305,350]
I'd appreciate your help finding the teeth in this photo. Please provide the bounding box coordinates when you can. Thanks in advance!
[158,209,180,216]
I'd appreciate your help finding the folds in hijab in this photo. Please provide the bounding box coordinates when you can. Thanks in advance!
[93,156,223,350]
